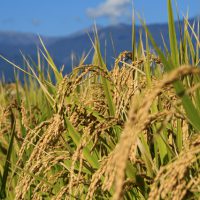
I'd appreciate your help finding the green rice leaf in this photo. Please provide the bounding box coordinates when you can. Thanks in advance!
[0,113,15,199]
[168,0,179,66]
[39,36,63,84]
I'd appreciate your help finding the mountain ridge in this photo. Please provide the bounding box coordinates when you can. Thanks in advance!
[0,16,198,82]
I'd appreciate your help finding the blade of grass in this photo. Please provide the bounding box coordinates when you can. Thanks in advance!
[0,55,34,78]
[132,9,136,60]
[38,36,63,83]
[22,54,55,107]
[183,16,200,47]
[168,0,179,66]
[0,111,15,199]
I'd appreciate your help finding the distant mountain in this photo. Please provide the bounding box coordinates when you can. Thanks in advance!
[0,17,198,82]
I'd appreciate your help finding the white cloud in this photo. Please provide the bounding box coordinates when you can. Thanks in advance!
[87,0,131,22]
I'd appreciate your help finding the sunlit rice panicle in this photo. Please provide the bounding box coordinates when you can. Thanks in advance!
[16,119,51,166]
[15,114,64,199]
[113,65,200,199]
[21,101,30,130]
[86,65,200,200]
[86,154,114,200]
[149,134,200,200]
[54,76,69,113]
[31,153,69,200]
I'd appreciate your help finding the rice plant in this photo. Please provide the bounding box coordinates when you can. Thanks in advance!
[0,0,199,199]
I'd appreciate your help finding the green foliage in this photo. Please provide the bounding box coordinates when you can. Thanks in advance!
[0,1,199,199]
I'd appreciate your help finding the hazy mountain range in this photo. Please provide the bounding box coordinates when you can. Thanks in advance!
[0,17,198,82]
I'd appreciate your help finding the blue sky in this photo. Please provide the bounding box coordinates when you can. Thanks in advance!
[0,0,199,36]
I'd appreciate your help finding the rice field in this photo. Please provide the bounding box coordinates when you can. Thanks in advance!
[0,1,200,199]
